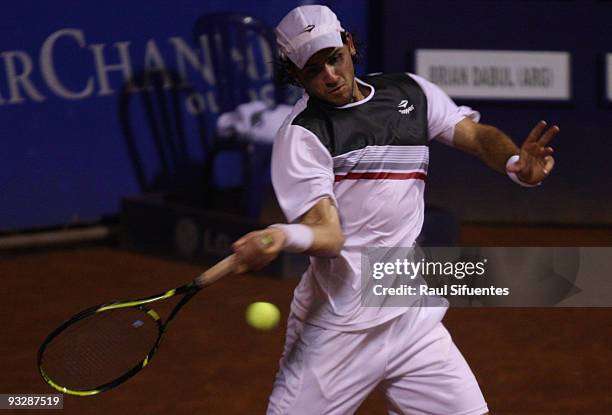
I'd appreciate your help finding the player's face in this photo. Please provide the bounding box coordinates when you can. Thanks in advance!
[294,38,358,106]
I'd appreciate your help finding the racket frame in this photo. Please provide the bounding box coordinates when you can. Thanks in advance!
[38,254,235,396]
[37,282,199,396]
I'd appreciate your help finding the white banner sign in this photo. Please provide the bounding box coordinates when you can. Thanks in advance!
[415,49,571,100]
[607,53,612,102]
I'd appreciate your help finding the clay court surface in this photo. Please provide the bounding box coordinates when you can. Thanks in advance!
[1,242,611,414]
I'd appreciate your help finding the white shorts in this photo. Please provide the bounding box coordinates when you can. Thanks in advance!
[267,310,488,415]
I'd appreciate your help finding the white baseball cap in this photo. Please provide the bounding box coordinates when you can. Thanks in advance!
[276,5,345,69]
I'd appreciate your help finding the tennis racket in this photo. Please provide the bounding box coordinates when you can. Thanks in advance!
[38,254,236,396]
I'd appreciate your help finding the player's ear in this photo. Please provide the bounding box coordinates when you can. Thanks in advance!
[346,32,356,57]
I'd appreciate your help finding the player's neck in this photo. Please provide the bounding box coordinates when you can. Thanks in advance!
[350,81,369,103]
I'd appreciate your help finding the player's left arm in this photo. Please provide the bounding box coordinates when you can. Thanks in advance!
[452,117,558,185]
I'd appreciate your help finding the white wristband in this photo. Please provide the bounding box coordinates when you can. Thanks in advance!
[505,155,541,187]
[268,224,314,253]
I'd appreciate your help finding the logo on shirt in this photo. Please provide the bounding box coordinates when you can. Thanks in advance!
[397,100,415,115]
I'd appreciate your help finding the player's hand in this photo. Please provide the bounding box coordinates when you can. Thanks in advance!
[232,228,286,273]
[507,120,558,184]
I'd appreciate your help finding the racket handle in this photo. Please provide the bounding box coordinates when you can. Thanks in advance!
[194,254,237,287]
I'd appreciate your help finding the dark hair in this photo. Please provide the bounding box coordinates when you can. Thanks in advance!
[275,31,363,86]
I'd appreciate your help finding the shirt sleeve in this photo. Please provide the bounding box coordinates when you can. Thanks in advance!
[408,73,481,146]
[271,124,337,223]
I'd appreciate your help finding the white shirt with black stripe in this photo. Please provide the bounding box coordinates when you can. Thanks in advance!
[272,73,480,331]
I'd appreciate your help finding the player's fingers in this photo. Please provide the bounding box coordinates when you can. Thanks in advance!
[246,237,266,256]
[233,231,259,249]
[525,120,547,143]
[262,239,284,256]
[232,239,245,251]
[542,156,555,175]
[234,232,261,257]
[234,229,285,271]
[537,125,560,147]
[538,146,554,157]
[251,231,283,256]
[521,141,539,155]
[234,247,262,273]
[258,233,275,248]
[232,247,248,273]
[260,228,286,253]
[243,249,277,271]
[236,229,270,249]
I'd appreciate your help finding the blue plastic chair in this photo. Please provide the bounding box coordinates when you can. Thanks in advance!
[119,69,209,204]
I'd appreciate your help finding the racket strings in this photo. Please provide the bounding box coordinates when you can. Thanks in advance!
[40,308,159,390]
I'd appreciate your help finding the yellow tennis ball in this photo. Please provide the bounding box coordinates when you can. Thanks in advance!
[245,302,280,331]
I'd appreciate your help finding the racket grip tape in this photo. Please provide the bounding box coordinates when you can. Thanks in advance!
[194,254,237,287]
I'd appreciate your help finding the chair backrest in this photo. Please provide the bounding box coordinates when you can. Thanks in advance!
[192,13,287,115]
[119,69,209,194]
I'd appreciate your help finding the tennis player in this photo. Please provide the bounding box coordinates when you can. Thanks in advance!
[233,5,558,414]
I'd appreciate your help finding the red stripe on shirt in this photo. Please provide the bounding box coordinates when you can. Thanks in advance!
[334,171,427,182]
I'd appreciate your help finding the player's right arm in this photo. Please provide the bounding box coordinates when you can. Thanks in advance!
[233,119,344,272]
[288,196,344,256]
[232,197,344,272]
